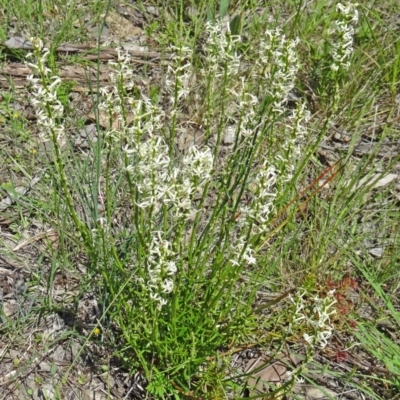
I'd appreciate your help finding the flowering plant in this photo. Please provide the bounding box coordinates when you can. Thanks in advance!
[24,4,360,395]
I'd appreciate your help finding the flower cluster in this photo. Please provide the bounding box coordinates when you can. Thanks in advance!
[143,232,177,308]
[250,163,279,226]
[97,48,214,221]
[230,236,257,267]
[257,29,300,114]
[95,49,214,313]
[228,109,308,235]
[197,25,309,241]
[108,48,135,91]
[329,2,359,72]
[235,163,278,233]
[202,21,241,79]
[164,46,193,113]
[277,101,311,182]
[26,38,65,142]
[98,48,140,141]
[124,138,213,216]
[225,77,262,138]
[199,20,242,129]
[288,290,337,349]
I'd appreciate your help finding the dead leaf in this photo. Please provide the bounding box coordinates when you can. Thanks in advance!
[4,36,33,50]
[121,43,148,53]
[371,173,398,188]
[101,11,142,39]
[293,383,338,399]
[0,176,40,211]
[368,246,383,258]
[87,111,135,129]
[177,123,205,151]
[85,23,110,41]
[114,4,146,26]
[347,172,398,191]
[245,353,292,395]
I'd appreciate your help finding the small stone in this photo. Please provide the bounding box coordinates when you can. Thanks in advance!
[39,361,52,372]
[146,6,159,16]
[223,126,236,145]
[186,6,198,18]
[3,301,18,317]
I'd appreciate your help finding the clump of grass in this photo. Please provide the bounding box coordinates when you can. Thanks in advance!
[15,0,400,398]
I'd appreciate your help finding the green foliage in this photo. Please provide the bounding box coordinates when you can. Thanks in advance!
[56,80,76,111]
[229,14,242,35]
[2,0,400,398]
[219,0,229,20]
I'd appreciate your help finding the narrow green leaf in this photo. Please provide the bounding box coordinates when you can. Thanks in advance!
[229,14,241,35]
[206,7,214,23]
[219,0,229,19]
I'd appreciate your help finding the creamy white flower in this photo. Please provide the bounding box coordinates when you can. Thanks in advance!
[337,2,359,22]
[290,290,336,349]
[164,45,193,109]
[204,21,241,74]
[143,233,179,307]
[229,237,257,267]
[303,333,313,345]
[25,41,67,142]
[161,279,174,293]
[330,2,358,72]
[257,29,299,114]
